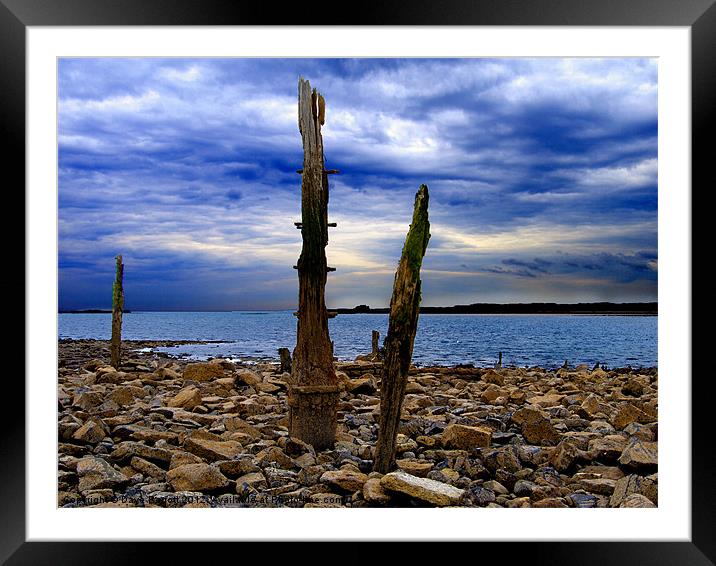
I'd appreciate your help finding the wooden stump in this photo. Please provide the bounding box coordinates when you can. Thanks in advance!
[372,330,380,357]
[278,348,292,373]
[110,255,124,369]
[288,77,338,450]
[374,185,430,473]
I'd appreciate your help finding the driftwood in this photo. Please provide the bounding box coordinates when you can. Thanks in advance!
[288,77,338,449]
[374,185,430,473]
[110,255,124,369]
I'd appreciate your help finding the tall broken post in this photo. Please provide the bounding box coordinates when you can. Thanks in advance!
[374,185,430,473]
[110,255,124,369]
[288,77,339,450]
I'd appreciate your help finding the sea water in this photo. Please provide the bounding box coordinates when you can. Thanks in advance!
[58,311,657,368]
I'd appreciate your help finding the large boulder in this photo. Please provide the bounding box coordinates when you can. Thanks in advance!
[380,470,466,507]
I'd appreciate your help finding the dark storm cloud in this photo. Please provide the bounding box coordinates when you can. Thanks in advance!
[58,58,657,310]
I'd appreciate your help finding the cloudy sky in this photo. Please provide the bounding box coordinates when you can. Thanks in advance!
[58,58,657,311]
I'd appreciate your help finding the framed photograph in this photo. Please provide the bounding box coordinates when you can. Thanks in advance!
[7,0,710,563]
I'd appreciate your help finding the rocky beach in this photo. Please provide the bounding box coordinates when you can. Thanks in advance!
[58,339,658,509]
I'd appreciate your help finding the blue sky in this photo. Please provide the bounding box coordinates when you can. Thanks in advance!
[58,58,657,311]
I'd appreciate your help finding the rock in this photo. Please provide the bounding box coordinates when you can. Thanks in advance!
[77,457,128,491]
[169,451,204,470]
[513,479,538,497]
[622,378,644,397]
[235,471,268,491]
[130,456,165,479]
[481,369,504,385]
[111,425,179,445]
[579,465,625,481]
[72,391,103,411]
[110,441,173,465]
[441,424,491,450]
[212,459,258,479]
[567,492,599,508]
[109,386,145,407]
[255,446,294,469]
[580,394,601,416]
[528,394,564,408]
[483,447,522,474]
[623,422,655,441]
[533,498,568,508]
[618,439,658,469]
[95,370,130,384]
[505,496,531,508]
[320,469,368,492]
[166,463,229,492]
[363,477,391,504]
[72,417,108,444]
[620,493,656,508]
[512,406,559,445]
[235,369,261,386]
[550,440,583,473]
[183,363,225,382]
[469,485,496,506]
[611,402,653,430]
[167,386,202,410]
[396,459,433,477]
[347,374,377,394]
[579,478,617,496]
[154,367,181,380]
[380,470,466,507]
[183,434,243,462]
[609,473,658,506]
[588,435,627,462]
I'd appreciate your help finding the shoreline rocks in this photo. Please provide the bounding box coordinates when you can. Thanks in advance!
[57,339,658,508]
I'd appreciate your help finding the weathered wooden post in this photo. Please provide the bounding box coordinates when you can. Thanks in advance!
[371,330,380,358]
[374,185,430,473]
[278,348,292,374]
[110,255,124,369]
[288,77,339,449]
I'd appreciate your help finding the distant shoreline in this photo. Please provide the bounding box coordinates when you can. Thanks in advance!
[336,302,658,316]
[59,302,657,316]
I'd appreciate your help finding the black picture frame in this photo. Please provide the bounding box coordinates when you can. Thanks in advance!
[4,0,710,563]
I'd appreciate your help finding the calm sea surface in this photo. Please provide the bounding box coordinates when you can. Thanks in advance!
[58,311,657,369]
